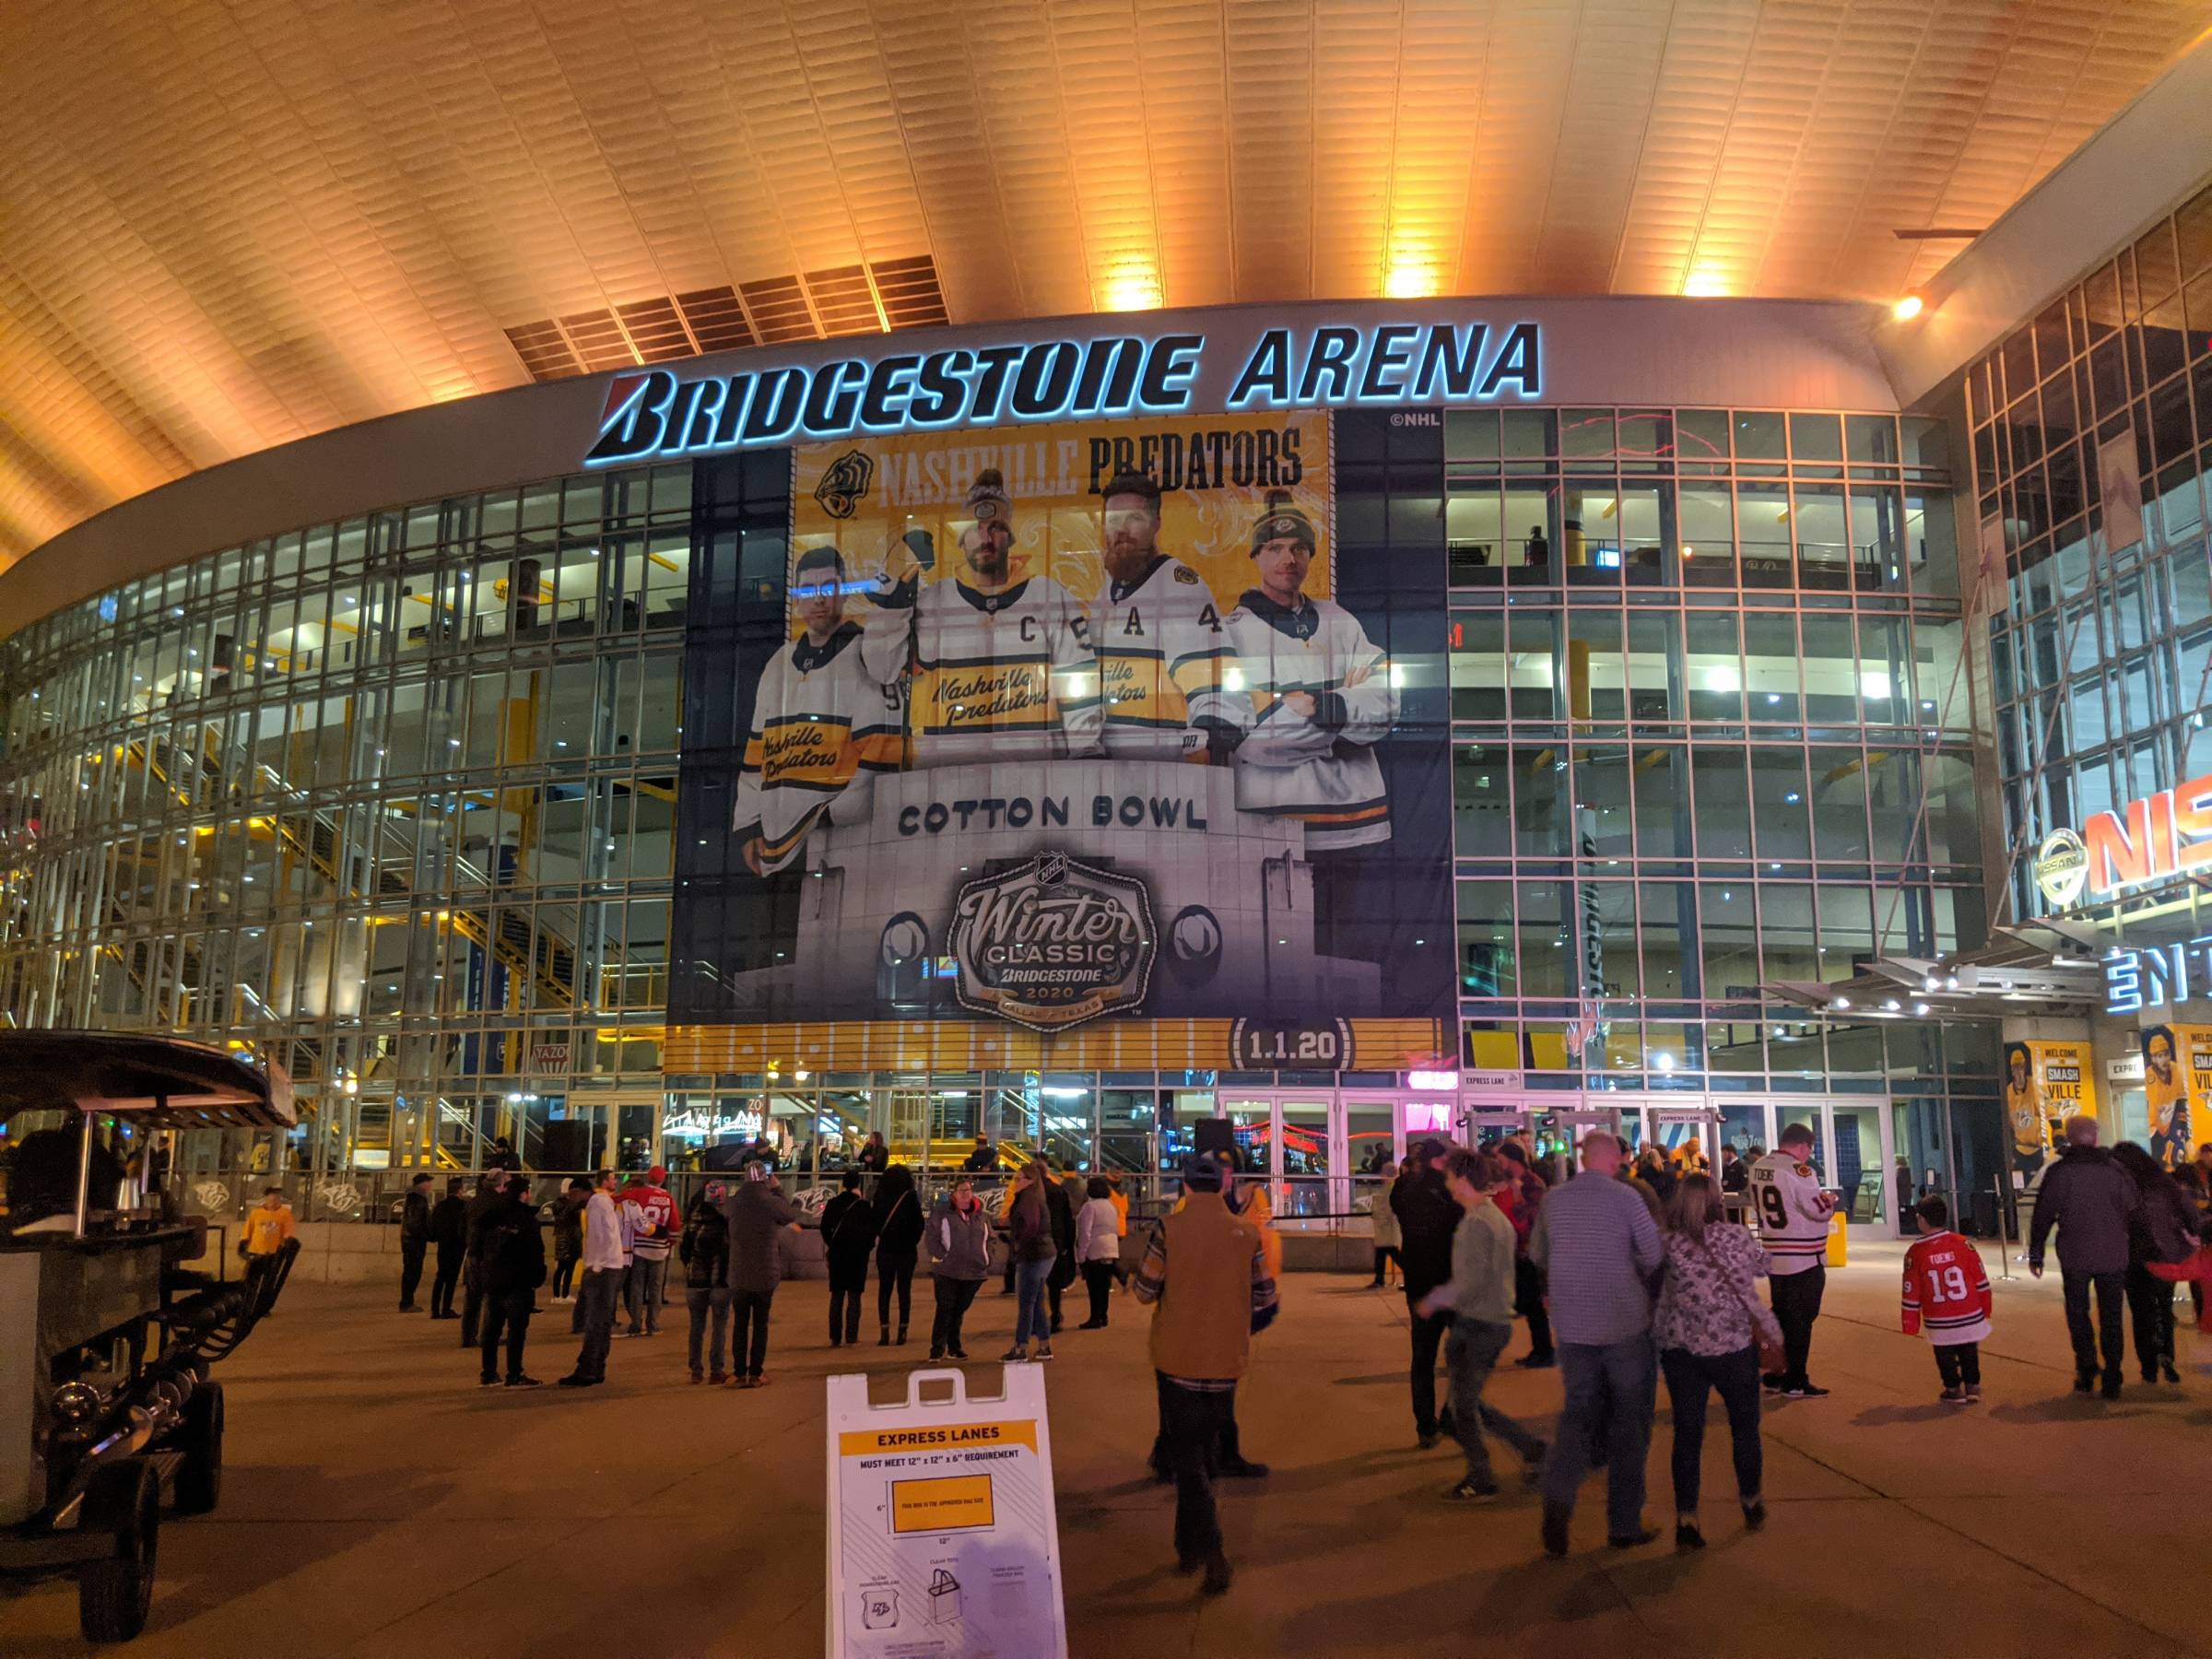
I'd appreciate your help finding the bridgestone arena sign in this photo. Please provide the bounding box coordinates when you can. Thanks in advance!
[584,323,1541,464]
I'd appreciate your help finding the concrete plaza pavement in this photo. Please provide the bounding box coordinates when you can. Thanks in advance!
[7,1238,2210,1658]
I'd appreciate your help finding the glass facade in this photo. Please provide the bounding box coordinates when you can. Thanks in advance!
[0,386,1996,1219]
[0,465,697,1188]
[1976,179,2212,927]
[1430,406,1985,1095]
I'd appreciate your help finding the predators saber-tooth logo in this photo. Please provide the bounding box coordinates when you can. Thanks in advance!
[814,451,874,520]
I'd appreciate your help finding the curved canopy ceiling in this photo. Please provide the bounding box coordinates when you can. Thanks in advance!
[3,0,2206,569]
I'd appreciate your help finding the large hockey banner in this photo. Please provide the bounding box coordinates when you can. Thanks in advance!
[669,410,1452,1053]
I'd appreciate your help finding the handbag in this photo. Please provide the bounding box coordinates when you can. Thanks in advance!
[1692,1230,1785,1371]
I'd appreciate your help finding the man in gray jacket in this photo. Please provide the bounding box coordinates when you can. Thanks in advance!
[2030,1114,2140,1398]
[1530,1130,1665,1556]
[721,1161,804,1388]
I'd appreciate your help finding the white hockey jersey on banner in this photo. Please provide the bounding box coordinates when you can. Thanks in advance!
[733,624,901,873]
[863,574,1100,767]
[1087,555,1247,760]
[1224,589,1394,850]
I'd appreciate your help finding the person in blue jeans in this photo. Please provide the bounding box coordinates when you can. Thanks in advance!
[1653,1173,1775,1550]
[1529,1130,1665,1555]
[1003,1160,1058,1362]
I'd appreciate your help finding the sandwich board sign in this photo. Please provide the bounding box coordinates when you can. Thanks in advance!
[827,1366,1067,1657]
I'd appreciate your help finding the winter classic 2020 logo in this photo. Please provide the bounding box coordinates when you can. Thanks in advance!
[946,853,1157,1032]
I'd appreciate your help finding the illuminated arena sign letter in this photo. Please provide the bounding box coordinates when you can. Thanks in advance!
[2076,769,2212,900]
[584,321,1542,465]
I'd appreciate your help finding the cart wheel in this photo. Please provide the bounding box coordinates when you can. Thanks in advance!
[77,1459,159,1643]
[173,1382,224,1515]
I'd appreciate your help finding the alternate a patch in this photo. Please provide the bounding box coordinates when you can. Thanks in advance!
[1794,1161,1814,1178]
[1173,566,1199,583]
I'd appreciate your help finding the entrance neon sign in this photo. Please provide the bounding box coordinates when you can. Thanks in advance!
[582,322,1542,465]
[2077,771,2212,899]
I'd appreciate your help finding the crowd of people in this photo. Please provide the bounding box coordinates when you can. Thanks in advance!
[373,1109,2212,1586]
[391,1148,1136,1393]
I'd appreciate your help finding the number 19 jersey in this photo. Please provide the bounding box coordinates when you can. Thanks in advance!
[1747,1150,1830,1277]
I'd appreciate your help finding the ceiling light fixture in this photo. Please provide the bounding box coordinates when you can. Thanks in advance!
[1891,293,1924,322]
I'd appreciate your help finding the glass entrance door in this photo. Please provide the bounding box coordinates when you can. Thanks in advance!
[1218,1093,1335,1219]
[1277,1096,1333,1218]
[1342,1092,1398,1226]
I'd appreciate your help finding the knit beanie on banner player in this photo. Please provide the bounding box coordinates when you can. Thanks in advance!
[1250,489,1316,557]
[966,467,1011,522]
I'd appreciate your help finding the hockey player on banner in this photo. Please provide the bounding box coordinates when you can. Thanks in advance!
[861,467,1100,767]
[1088,470,1249,761]
[733,544,902,876]
[1224,488,1396,849]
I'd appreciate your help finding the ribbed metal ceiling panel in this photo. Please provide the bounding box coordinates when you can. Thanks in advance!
[0,0,2205,566]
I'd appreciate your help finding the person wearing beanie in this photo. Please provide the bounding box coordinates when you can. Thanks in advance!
[1222,488,1395,851]
[1131,1152,1280,1595]
[719,1159,806,1387]
[732,541,899,877]
[859,465,1099,766]
[1087,470,1251,763]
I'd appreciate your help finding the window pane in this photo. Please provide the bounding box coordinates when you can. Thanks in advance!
[1807,747,1871,861]
[1456,881,1515,997]
[1517,880,1568,995]
[1509,613,1559,717]
[1569,611,1623,719]
[1799,617,1859,723]
[1640,880,1700,997]
[1701,883,1759,1002]
[1626,613,1678,721]
[1573,747,1632,858]
[1442,611,1507,726]
[1692,748,1752,858]
[1750,747,1812,862]
[1633,747,1689,858]
[1846,414,1900,465]
[1760,884,1818,982]
[1817,887,1874,982]
[1742,615,1800,721]
[1516,747,1570,856]
[1790,412,1842,464]
[1686,614,1742,721]
[1453,744,1513,856]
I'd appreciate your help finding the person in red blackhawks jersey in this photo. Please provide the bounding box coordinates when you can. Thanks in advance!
[1901,1194,1994,1404]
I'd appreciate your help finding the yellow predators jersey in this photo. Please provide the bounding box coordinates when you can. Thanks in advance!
[732,624,900,873]
[1224,589,1395,849]
[1088,555,1248,760]
[862,575,1100,766]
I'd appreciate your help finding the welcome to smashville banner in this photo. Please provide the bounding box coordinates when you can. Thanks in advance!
[582,320,1541,465]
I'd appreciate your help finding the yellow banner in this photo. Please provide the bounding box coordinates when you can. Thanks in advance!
[2143,1024,2211,1169]
[791,410,1333,627]
[2005,1040,2091,1162]
[665,1017,1446,1077]
[839,1419,1038,1458]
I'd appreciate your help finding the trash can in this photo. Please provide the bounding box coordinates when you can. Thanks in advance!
[1825,1212,1848,1267]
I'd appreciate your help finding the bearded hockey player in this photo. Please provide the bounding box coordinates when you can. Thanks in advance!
[1087,470,1248,760]
[1223,490,1394,848]
[861,467,1099,765]
[733,544,901,876]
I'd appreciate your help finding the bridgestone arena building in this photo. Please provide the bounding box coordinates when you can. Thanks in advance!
[7,136,2212,1254]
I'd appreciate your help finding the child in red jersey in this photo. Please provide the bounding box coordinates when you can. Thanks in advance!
[1901,1194,1994,1404]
